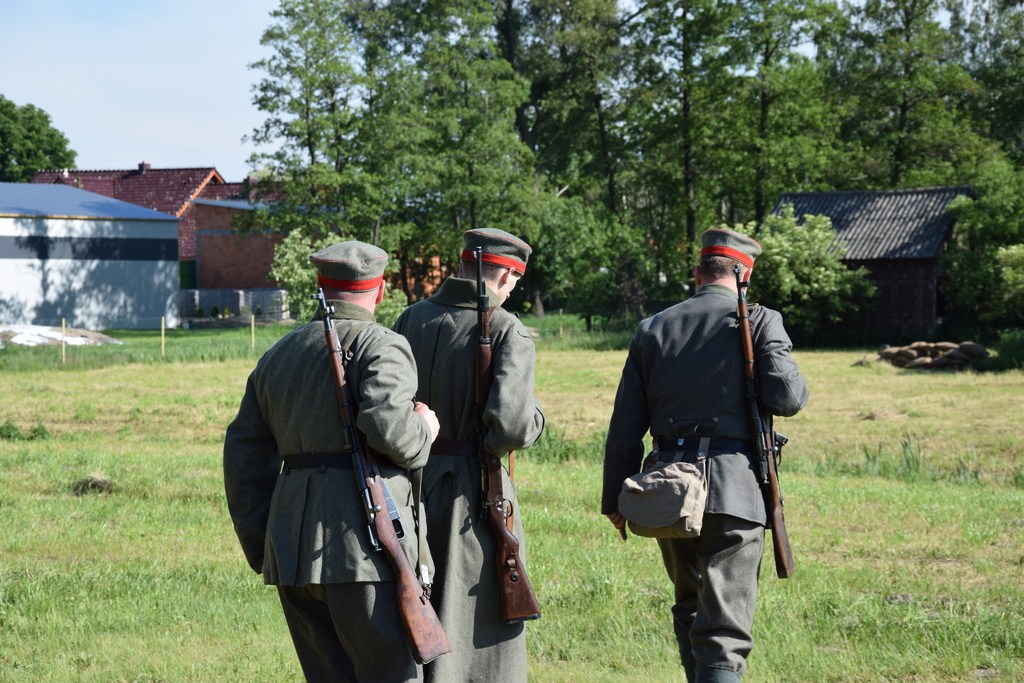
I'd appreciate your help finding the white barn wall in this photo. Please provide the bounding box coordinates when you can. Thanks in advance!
[0,215,179,329]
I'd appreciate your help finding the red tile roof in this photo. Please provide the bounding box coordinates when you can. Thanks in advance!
[32,163,226,217]
[31,162,238,259]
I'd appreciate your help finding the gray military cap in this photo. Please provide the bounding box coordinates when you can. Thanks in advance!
[699,228,762,271]
[310,240,387,291]
[461,228,533,275]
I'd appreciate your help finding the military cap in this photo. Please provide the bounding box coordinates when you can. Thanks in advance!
[309,241,387,292]
[461,228,532,275]
[699,228,762,271]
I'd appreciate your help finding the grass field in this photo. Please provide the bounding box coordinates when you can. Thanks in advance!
[1,326,1022,681]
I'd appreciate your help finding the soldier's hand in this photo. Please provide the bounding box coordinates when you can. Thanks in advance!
[605,512,628,541]
[414,401,440,442]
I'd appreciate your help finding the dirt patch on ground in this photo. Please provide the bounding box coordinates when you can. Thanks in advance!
[0,325,123,347]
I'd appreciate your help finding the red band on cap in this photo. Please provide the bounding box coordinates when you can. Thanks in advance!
[460,249,527,274]
[700,245,755,271]
[317,273,384,291]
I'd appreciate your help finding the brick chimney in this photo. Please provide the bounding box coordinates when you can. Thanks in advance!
[139,161,151,173]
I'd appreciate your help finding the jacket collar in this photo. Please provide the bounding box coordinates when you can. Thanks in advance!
[429,277,501,310]
[315,299,376,323]
[696,283,736,299]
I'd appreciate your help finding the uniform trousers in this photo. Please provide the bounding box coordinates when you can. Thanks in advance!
[277,582,421,682]
[658,514,764,683]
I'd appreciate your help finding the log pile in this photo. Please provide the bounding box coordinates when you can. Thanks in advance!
[878,341,990,369]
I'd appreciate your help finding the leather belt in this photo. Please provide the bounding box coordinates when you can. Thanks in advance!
[282,452,353,471]
[430,439,478,457]
[655,437,752,454]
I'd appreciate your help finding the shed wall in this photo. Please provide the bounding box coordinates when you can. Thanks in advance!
[849,259,940,335]
[0,216,179,329]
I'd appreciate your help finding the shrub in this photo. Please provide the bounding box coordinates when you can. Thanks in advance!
[978,328,1024,370]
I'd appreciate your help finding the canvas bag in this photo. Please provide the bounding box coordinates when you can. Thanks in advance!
[618,437,710,539]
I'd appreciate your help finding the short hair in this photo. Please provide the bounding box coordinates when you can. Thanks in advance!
[459,260,515,281]
[699,255,746,281]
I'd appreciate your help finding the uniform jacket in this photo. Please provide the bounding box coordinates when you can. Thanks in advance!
[393,276,542,683]
[392,277,545,452]
[223,300,433,585]
[602,284,808,524]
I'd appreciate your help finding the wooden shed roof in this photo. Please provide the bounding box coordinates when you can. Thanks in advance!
[772,187,973,260]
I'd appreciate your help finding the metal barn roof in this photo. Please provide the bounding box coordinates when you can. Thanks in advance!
[772,187,973,260]
[0,183,178,221]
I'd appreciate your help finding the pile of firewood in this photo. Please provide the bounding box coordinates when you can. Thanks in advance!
[878,341,990,369]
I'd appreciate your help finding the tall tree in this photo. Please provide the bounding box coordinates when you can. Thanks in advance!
[950,0,1024,165]
[0,95,76,182]
[247,0,536,310]
[496,0,627,314]
[247,0,420,316]
[621,0,741,312]
[819,0,986,188]
[411,0,534,247]
[725,0,840,224]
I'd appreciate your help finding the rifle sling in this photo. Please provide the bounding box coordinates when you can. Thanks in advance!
[336,320,432,587]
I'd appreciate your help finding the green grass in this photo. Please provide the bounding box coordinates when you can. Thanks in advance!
[0,323,297,372]
[1,328,1023,681]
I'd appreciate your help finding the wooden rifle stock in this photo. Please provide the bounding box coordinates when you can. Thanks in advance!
[473,249,542,623]
[313,289,451,663]
[733,268,795,579]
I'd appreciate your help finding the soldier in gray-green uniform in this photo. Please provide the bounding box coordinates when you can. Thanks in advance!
[392,228,545,683]
[602,228,808,683]
[224,241,441,682]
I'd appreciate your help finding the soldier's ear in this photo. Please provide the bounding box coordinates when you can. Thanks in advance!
[375,282,386,305]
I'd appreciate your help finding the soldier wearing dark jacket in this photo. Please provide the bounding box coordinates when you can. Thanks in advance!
[602,228,809,683]
[224,241,440,682]
[392,228,545,683]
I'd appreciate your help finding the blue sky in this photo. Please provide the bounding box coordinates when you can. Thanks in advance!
[1,0,280,181]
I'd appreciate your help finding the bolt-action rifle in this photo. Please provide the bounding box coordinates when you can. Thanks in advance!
[733,266,795,579]
[312,288,451,663]
[473,248,542,623]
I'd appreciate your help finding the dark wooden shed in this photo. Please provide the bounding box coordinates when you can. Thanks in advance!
[772,186,973,336]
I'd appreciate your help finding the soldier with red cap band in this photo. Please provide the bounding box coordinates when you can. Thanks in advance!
[602,227,808,683]
[393,228,544,683]
[225,240,441,682]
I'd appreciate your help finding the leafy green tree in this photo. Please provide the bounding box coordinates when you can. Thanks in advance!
[724,0,841,223]
[950,0,1024,165]
[248,0,538,309]
[0,95,76,182]
[495,0,629,316]
[730,206,876,339]
[995,244,1024,328]
[819,0,988,188]
[246,0,426,317]
[411,0,535,236]
[942,158,1024,336]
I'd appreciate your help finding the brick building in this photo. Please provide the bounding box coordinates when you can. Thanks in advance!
[32,162,232,286]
